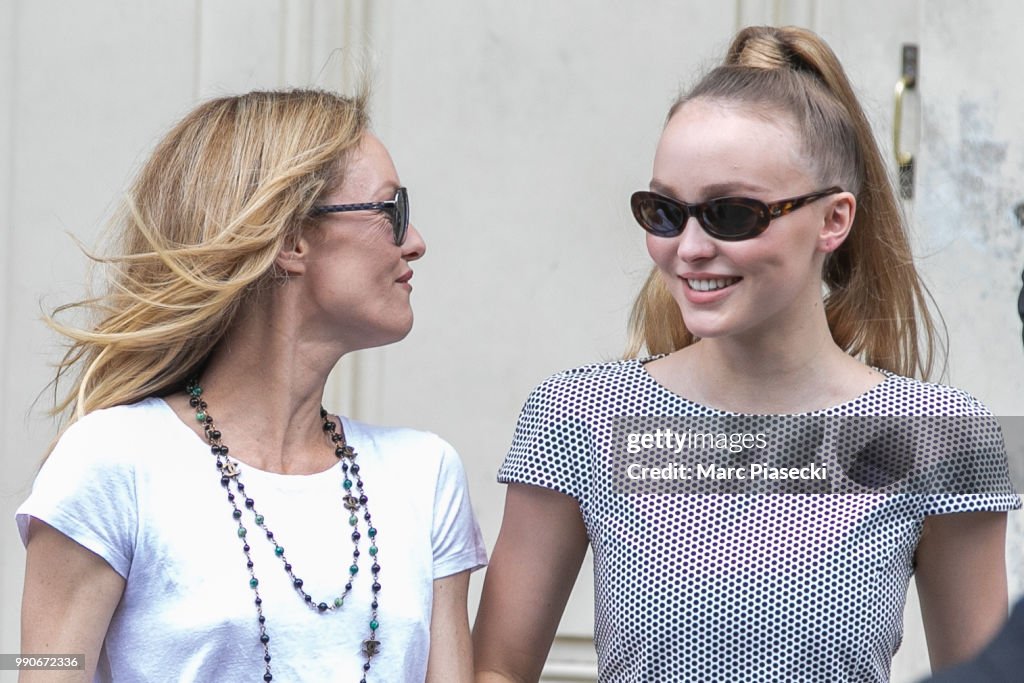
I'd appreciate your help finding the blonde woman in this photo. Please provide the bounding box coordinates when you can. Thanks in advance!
[475,26,1019,682]
[18,89,486,682]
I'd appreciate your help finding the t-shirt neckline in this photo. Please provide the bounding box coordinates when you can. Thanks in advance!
[632,355,894,416]
[150,396,346,484]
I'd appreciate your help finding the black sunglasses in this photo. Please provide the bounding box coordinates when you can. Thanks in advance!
[310,186,409,246]
[630,186,843,241]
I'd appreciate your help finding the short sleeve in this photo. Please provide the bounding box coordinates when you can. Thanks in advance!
[917,408,1022,517]
[497,377,594,504]
[15,413,138,578]
[431,439,488,579]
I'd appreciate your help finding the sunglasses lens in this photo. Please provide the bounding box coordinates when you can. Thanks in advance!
[703,200,765,240]
[395,188,409,245]
[632,193,686,237]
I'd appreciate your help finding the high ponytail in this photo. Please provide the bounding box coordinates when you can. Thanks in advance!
[626,26,941,379]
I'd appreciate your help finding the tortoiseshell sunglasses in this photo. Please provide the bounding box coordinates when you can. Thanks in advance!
[630,186,843,241]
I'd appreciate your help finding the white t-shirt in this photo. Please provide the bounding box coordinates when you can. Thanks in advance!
[17,397,488,682]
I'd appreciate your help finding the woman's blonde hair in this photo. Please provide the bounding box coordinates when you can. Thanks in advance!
[626,26,941,379]
[49,87,371,427]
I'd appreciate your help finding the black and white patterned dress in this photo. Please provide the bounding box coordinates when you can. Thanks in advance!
[498,357,1020,682]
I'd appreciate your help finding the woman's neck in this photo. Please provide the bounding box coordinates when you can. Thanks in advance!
[169,290,348,475]
[646,324,882,414]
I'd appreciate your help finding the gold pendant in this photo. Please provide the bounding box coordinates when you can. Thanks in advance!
[362,639,380,657]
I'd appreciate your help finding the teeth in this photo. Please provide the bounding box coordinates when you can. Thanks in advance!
[687,278,738,292]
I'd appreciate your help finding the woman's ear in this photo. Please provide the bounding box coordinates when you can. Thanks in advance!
[817,192,856,254]
[274,230,310,276]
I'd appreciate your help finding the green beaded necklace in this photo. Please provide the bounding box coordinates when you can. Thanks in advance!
[186,379,382,682]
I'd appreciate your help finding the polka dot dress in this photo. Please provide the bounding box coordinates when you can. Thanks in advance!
[498,358,1020,682]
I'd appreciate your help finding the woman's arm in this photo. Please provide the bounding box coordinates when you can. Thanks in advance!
[473,483,590,683]
[20,519,125,682]
[426,570,473,683]
[915,510,1010,672]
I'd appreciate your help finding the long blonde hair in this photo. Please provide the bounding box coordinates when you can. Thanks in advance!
[626,26,941,379]
[48,88,370,428]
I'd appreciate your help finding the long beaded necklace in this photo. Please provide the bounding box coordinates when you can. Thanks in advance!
[186,380,382,682]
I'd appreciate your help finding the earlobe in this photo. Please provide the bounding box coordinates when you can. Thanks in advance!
[818,193,856,254]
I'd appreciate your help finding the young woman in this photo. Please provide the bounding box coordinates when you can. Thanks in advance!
[474,26,1019,682]
[18,88,487,682]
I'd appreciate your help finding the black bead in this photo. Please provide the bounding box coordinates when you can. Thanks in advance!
[352,531,361,541]
[372,563,380,573]
[237,483,245,491]
[284,563,292,571]
[189,397,199,407]
[233,510,242,519]
[210,429,221,440]
[264,654,271,662]
[244,544,251,552]
[220,476,229,486]
[353,549,360,558]
[350,463,360,474]
[264,674,273,682]
[293,578,303,588]
[345,582,352,590]
[266,531,274,539]
[228,493,235,501]
[335,446,346,457]
[258,615,265,624]
[322,421,333,431]
[364,662,371,671]
[371,600,378,609]
[359,495,368,504]
[247,560,254,568]
[260,634,270,644]
[255,597,262,605]
[304,594,312,603]
[245,498,255,508]
[372,582,381,593]
[317,602,328,612]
